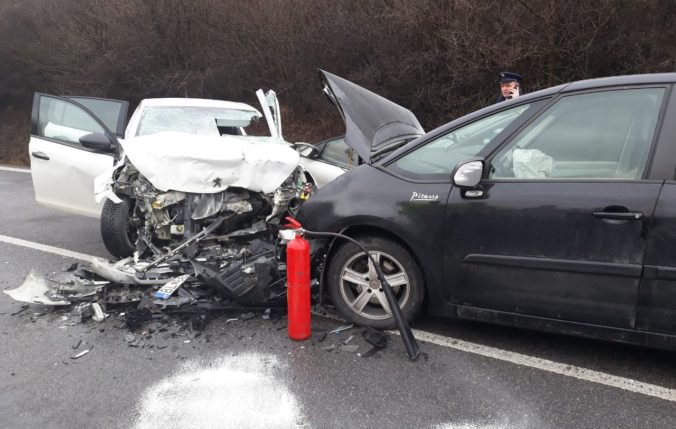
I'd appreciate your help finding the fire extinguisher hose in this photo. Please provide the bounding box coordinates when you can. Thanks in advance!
[302,229,421,361]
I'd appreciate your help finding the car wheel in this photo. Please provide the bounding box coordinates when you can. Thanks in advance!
[100,198,140,258]
[326,235,424,329]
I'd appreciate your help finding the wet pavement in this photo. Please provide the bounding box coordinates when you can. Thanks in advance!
[1,168,676,428]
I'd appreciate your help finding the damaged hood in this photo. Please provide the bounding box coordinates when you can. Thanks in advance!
[319,70,424,163]
[120,132,300,194]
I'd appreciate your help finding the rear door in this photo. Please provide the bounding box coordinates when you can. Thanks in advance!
[445,86,667,329]
[29,94,128,217]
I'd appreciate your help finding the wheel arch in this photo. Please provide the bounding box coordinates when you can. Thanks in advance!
[319,223,429,303]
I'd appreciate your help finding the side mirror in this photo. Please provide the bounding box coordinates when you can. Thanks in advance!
[452,159,484,188]
[80,133,115,153]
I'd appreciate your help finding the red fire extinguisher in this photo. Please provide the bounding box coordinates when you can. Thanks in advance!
[285,218,311,341]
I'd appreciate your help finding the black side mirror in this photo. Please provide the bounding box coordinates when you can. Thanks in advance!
[451,159,484,188]
[80,133,115,153]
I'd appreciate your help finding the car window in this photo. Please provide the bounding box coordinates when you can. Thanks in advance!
[68,97,127,136]
[319,137,358,168]
[136,107,260,137]
[389,103,534,180]
[490,88,664,180]
[38,96,106,146]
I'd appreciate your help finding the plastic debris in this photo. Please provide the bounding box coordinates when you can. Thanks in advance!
[4,271,70,305]
[73,303,93,324]
[358,327,388,358]
[92,303,108,322]
[329,324,353,334]
[339,344,359,353]
[71,348,92,359]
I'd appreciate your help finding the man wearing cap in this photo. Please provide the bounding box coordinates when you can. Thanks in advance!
[496,72,523,103]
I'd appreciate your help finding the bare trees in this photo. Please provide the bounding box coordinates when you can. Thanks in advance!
[0,0,675,164]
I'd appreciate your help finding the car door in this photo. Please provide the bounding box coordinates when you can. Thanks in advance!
[445,86,667,329]
[299,137,354,188]
[29,94,128,217]
[636,86,676,336]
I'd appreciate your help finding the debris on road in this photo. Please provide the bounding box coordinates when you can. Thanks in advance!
[4,271,72,306]
[92,303,108,322]
[329,324,353,335]
[358,327,388,358]
[4,160,317,332]
[339,344,359,353]
[10,304,29,316]
[71,347,92,359]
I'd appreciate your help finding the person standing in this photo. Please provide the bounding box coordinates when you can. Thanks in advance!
[496,72,523,103]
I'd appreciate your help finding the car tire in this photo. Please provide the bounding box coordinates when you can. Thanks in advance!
[101,198,137,258]
[326,235,425,329]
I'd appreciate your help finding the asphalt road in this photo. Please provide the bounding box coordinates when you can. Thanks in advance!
[1,167,675,428]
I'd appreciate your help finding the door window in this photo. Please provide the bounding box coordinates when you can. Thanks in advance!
[389,103,536,180]
[67,97,128,136]
[38,96,106,146]
[490,88,665,180]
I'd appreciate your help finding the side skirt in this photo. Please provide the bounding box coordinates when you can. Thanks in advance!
[431,303,676,351]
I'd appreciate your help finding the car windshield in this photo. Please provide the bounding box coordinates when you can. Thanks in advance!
[135,106,261,137]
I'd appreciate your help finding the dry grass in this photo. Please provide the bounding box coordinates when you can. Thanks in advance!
[0,108,30,166]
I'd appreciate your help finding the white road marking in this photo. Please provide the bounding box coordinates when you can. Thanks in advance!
[0,234,95,263]
[2,234,675,403]
[0,165,30,173]
[410,329,676,403]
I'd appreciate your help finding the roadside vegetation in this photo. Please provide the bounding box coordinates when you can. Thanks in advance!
[0,0,674,165]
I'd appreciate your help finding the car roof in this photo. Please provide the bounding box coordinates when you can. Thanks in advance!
[139,97,259,112]
[562,72,676,92]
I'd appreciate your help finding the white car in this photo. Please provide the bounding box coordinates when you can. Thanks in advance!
[28,91,354,257]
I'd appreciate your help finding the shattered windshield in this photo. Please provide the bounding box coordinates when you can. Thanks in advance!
[136,106,262,137]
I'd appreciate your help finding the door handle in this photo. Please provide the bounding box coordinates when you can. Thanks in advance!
[31,151,50,161]
[592,211,643,221]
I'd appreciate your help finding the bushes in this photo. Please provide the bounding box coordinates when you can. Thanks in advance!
[0,0,675,165]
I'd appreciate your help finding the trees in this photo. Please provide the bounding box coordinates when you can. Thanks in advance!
[1,0,674,165]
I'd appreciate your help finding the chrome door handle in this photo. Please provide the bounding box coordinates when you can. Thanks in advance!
[592,211,643,221]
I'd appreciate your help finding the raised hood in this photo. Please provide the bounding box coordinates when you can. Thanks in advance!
[319,70,424,163]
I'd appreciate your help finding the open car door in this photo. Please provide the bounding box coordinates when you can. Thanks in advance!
[29,94,128,217]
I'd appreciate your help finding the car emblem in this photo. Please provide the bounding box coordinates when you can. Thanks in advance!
[410,191,439,202]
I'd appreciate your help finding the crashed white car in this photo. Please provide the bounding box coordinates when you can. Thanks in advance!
[29,91,352,258]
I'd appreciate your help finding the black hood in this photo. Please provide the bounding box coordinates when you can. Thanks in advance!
[319,70,424,163]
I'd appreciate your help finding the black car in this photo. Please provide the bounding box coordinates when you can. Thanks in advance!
[298,70,676,350]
